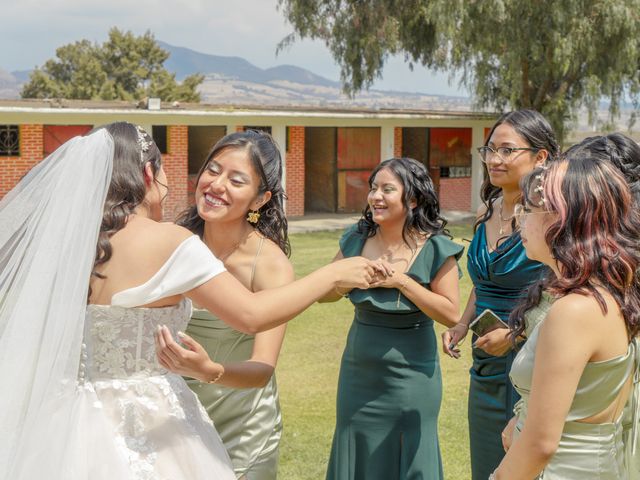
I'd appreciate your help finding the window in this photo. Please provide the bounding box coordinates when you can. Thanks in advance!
[152,126,168,154]
[0,125,20,156]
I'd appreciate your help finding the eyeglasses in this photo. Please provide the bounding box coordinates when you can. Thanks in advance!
[514,203,549,226]
[477,146,540,163]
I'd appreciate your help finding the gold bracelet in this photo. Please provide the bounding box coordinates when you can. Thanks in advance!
[335,286,349,297]
[398,275,411,292]
[396,275,411,308]
[207,368,224,384]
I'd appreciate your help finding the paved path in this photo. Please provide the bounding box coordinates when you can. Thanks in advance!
[287,210,474,234]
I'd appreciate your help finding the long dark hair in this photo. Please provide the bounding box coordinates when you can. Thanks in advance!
[177,130,290,256]
[476,109,560,232]
[357,157,449,245]
[509,157,640,340]
[90,122,162,293]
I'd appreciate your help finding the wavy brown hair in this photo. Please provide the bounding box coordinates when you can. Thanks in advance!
[357,157,449,245]
[89,122,162,298]
[176,130,290,256]
[510,156,640,340]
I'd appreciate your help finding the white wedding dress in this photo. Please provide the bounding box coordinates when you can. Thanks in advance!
[77,236,236,479]
[0,132,235,479]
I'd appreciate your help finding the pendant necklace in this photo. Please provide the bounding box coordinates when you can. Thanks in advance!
[498,200,513,236]
[210,230,253,264]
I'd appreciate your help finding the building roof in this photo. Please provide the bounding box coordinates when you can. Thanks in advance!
[0,98,495,121]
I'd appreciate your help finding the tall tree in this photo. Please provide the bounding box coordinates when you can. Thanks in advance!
[278,0,640,141]
[22,28,203,103]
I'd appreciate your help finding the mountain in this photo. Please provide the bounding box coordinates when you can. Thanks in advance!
[0,40,472,109]
[158,41,339,87]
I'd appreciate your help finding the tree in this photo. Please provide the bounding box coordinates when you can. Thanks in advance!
[278,0,640,142]
[22,28,203,103]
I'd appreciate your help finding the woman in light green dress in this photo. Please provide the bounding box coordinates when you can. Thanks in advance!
[492,152,640,478]
[177,130,294,479]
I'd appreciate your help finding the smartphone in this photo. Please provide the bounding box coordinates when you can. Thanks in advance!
[468,309,508,337]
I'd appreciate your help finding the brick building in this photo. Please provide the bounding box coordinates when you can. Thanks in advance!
[0,99,495,218]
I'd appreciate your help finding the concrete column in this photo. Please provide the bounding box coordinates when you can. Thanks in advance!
[470,125,486,213]
[271,124,287,192]
[380,125,395,162]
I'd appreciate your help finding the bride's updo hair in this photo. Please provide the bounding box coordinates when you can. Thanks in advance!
[90,122,162,290]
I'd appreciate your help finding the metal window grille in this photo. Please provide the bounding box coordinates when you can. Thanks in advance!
[0,125,20,156]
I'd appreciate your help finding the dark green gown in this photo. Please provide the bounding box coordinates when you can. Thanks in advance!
[466,222,543,480]
[326,225,464,480]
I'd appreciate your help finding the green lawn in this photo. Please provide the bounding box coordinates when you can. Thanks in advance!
[277,223,475,479]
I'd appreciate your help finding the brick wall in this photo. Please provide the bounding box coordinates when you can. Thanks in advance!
[0,124,44,198]
[394,127,403,158]
[439,177,472,212]
[163,125,189,220]
[286,126,305,216]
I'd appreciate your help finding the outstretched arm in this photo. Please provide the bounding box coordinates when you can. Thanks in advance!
[186,256,382,334]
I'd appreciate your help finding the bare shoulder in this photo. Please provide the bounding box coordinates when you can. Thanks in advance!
[543,293,605,333]
[476,202,488,220]
[113,217,194,261]
[154,221,194,244]
[253,238,295,288]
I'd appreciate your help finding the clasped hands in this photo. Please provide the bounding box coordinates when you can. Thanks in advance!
[336,257,406,291]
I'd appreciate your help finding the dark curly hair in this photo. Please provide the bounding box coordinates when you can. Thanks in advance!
[477,109,560,233]
[90,122,163,297]
[176,130,290,256]
[356,157,449,245]
[509,156,640,341]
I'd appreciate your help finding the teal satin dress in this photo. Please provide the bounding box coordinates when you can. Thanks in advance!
[511,294,640,479]
[466,223,544,480]
[326,225,464,480]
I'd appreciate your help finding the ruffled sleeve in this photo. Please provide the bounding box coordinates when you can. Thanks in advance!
[339,223,366,258]
[111,235,226,308]
[411,234,464,285]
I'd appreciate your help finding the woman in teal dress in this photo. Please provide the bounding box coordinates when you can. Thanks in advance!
[324,157,464,480]
[176,130,294,479]
[442,110,559,480]
[492,145,640,479]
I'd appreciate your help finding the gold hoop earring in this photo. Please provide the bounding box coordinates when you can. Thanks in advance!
[247,210,261,224]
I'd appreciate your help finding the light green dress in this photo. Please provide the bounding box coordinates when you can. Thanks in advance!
[185,238,283,480]
[510,293,640,479]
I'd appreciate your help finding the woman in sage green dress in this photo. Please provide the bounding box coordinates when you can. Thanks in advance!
[442,110,559,480]
[323,157,464,480]
[491,151,640,479]
[175,130,294,479]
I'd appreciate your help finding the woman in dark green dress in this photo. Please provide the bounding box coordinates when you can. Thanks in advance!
[324,157,464,480]
[442,110,559,480]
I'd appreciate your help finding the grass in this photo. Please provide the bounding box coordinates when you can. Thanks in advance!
[277,223,475,480]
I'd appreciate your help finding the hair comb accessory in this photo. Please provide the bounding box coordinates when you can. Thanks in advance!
[534,173,547,206]
[136,125,153,162]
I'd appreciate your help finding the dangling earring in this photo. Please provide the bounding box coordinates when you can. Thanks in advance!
[247,210,261,224]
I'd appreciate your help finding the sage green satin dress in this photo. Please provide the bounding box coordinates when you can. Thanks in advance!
[186,310,282,480]
[510,293,640,479]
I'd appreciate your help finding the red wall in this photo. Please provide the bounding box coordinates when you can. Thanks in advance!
[0,124,44,198]
[286,126,305,216]
[439,177,472,212]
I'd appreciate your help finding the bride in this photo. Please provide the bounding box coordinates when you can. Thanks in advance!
[0,122,385,479]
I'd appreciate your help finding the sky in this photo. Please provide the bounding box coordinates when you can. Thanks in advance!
[0,0,468,97]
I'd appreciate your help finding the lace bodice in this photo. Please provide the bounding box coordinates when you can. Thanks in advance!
[82,300,191,381]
